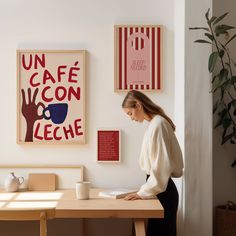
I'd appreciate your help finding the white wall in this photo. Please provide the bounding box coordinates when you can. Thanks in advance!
[174,0,185,235]
[184,0,213,235]
[0,0,175,235]
[175,0,214,235]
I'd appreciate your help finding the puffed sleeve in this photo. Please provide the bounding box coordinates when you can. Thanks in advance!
[137,122,173,199]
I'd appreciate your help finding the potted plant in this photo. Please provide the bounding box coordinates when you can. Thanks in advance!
[189,9,236,167]
[190,9,236,236]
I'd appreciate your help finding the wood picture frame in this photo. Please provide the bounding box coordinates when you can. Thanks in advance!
[114,25,162,91]
[97,129,121,163]
[17,50,86,144]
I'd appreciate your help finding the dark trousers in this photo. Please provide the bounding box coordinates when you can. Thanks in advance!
[146,176,179,236]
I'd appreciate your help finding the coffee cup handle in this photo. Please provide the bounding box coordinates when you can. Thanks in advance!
[42,106,51,120]
[18,177,24,185]
[37,102,46,120]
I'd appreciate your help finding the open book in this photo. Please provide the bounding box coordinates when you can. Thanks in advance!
[98,188,137,199]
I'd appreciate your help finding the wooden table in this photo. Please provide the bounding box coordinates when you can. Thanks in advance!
[0,189,164,236]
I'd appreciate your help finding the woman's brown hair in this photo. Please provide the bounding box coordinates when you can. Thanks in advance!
[122,90,176,131]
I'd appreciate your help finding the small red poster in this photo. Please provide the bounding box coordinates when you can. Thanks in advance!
[97,130,120,162]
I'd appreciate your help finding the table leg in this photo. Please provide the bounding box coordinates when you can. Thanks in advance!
[40,212,47,236]
[82,219,86,236]
[134,219,146,236]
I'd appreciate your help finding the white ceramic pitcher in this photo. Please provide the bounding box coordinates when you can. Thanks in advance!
[4,172,24,192]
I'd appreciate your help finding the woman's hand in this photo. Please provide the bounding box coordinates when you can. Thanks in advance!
[124,193,141,200]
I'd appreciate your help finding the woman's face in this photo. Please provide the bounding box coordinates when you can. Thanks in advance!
[123,104,145,122]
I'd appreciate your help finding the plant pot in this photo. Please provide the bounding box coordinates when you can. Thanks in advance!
[216,201,236,236]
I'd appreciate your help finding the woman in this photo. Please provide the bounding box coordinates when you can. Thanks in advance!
[122,90,183,236]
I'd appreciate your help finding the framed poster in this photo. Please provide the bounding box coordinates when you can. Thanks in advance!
[17,50,86,144]
[97,129,121,162]
[114,25,162,91]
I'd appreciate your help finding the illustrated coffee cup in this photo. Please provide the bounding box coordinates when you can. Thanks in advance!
[75,181,91,200]
[43,103,68,124]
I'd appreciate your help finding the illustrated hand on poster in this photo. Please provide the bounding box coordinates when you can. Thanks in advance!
[21,88,45,142]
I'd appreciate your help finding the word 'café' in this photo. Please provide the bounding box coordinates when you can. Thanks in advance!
[22,54,81,102]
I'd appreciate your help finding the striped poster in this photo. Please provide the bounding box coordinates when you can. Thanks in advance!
[115,25,162,91]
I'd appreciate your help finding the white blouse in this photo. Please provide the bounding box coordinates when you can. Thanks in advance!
[137,115,184,199]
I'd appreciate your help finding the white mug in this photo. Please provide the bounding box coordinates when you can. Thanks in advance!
[75,181,91,200]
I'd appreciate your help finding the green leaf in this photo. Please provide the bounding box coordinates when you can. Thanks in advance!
[219,24,235,31]
[231,76,236,83]
[232,99,236,108]
[212,75,217,83]
[212,75,231,93]
[211,76,221,92]
[213,100,220,114]
[205,33,214,41]
[222,117,231,129]
[234,127,236,138]
[232,159,236,167]
[209,16,217,25]
[215,25,235,36]
[222,79,231,91]
[213,12,229,25]
[215,108,227,128]
[211,74,230,93]
[194,39,212,44]
[221,132,234,145]
[225,62,230,68]
[219,68,228,81]
[222,127,227,139]
[225,34,236,46]
[212,79,230,93]
[208,52,218,72]
[220,87,225,101]
[205,8,210,21]
[189,27,209,31]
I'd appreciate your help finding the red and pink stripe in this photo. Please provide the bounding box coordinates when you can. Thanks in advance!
[116,25,161,91]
